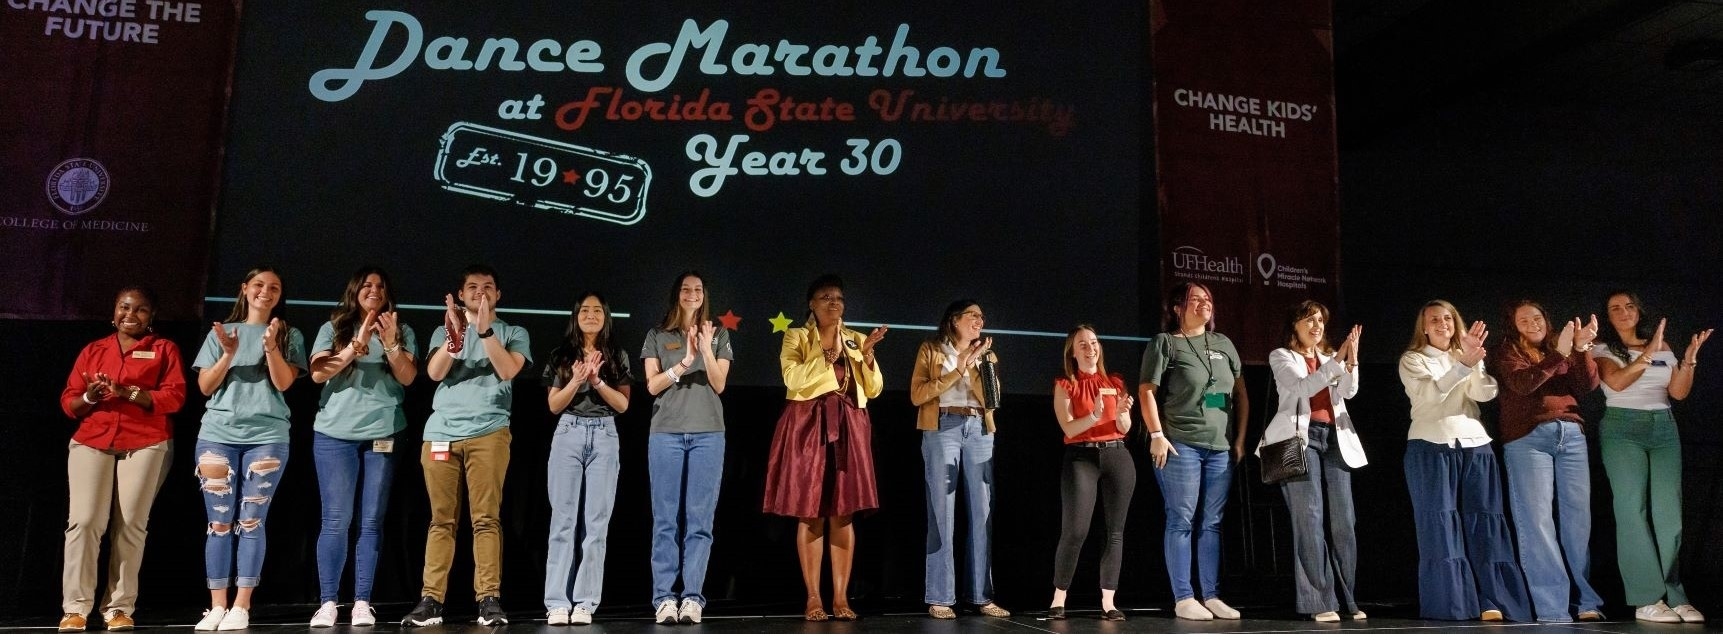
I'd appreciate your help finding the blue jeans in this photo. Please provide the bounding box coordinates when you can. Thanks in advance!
[544,416,621,613]
[1279,425,1359,615]
[922,413,996,606]
[195,440,290,589]
[312,431,395,603]
[1504,420,1603,621]
[1153,439,1232,602]
[1404,439,1532,621]
[647,432,725,608]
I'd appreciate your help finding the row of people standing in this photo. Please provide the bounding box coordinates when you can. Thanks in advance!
[55,267,1710,631]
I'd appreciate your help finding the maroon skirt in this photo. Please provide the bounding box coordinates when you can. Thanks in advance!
[761,391,879,518]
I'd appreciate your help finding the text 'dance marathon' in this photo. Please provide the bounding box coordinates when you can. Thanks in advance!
[434,122,652,225]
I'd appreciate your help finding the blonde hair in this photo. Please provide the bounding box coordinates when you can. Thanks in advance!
[1406,299,1464,355]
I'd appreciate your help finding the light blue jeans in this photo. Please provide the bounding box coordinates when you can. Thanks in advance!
[1153,439,1232,602]
[544,416,621,613]
[1504,419,1603,621]
[196,440,289,589]
[922,413,996,606]
[648,431,725,608]
[312,432,395,603]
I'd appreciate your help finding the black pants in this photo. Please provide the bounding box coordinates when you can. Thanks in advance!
[1053,444,1137,590]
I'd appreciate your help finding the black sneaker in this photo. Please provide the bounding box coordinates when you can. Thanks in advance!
[401,597,444,627]
[476,597,509,626]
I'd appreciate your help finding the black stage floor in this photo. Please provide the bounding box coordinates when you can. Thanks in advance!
[7,601,1720,634]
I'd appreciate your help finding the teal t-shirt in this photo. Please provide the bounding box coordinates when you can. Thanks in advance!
[1139,331,1241,451]
[423,318,532,442]
[311,321,418,441]
[193,322,309,445]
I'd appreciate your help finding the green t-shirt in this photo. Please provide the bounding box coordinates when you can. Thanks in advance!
[193,323,309,445]
[311,321,418,441]
[1139,331,1241,451]
[423,318,532,442]
[641,326,733,433]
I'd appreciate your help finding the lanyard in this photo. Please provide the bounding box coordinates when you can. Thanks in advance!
[1180,332,1216,391]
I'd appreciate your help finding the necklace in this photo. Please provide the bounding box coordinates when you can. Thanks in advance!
[1180,330,1216,390]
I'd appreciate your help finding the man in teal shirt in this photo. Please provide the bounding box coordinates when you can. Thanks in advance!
[402,265,531,627]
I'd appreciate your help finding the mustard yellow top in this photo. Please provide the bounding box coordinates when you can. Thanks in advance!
[780,322,884,407]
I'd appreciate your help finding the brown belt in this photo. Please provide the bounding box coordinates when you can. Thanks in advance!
[940,406,984,417]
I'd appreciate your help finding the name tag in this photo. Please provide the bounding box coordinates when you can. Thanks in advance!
[430,440,451,461]
[1203,392,1229,409]
[131,350,156,359]
[1650,360,1669,368]
[372,438,394,453]
[1099,387,1118,396]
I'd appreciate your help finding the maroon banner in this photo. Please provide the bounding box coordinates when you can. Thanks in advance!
[0,1,241,320]
[1150,0,1340,362]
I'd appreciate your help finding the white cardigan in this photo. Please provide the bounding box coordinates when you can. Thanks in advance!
[1398,346,1497,445]
[1257,348,1367,469]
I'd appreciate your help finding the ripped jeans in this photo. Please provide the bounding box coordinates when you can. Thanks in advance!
[195,440,289,589]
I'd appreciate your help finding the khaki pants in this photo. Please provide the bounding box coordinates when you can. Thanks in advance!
[420,428,511,601]
[63,440,172,616]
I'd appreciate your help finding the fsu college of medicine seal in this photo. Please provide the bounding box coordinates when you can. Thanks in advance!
[46,158,111,215]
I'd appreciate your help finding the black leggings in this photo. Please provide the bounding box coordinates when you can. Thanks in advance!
[1053,444,1137,590]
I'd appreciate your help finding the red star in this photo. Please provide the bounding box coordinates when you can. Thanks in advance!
[717,309,742,331]
[562,169,581,184]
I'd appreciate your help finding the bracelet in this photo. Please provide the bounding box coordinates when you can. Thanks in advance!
[1149,430,1165,440]
[128,386,141,402]
[383,342,401,356]
[665,366,681,384]
[349,340,371,356]
[1685,361,1698,369]
[477,327,496,339]
[83,390,99,405]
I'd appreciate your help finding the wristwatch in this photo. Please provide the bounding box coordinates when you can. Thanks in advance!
[477,327,496,339]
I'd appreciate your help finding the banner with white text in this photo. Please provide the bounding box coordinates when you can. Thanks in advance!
[1151,0,1340,361]
[211,1,1144,389]
[0,0,240,320]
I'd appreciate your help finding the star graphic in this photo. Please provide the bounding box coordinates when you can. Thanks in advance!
[718,309,742,331]
[768,311,793,333]
[562,169,581,185]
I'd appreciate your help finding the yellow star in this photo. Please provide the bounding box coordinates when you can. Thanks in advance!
[768,311,793,333]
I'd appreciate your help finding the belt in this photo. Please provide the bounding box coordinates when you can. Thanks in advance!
[940,406,984,417]
[1070,439,1125,449]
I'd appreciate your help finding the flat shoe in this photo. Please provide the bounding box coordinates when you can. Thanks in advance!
[928,605,956,620]
[1480,609,1503,622]
[1313,611,1341,622]
[1101,609,1126,621]
[804,599,828,622]
[832,607,857,621]
[1046,606,1066,620]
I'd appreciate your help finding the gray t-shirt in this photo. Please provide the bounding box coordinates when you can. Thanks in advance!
[1139,331,1241,451]
[641,326,733,433]
[543,348,634,418]
[193,323,309,445]
[311,321,418,441]
[424,318,533,442]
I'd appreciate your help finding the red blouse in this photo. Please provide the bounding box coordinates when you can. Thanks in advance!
[1305,356,1334,424]
[1057,369,1128,444]
[59,333,186,450]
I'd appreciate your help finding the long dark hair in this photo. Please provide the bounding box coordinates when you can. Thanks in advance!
[1164,281,1215,334]
[927,298,982,347]
[1283,300,1334,355]
[224,265,290,353]
[331,266,395,349]
[1601,290,1652,362]
[548,292,626,385]
[657,271,710,332]
[1502,299,1558,360]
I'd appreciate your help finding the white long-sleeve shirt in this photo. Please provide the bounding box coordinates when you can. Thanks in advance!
[1399,346,1498,446]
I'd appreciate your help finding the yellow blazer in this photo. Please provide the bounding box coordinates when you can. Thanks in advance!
[780,323,884,407]
[909,340,998,433]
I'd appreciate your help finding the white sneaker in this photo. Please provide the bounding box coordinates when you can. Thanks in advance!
[1204,598,1241,620]
[1313,611,1341,622]
[678,599,703,624]
[570,607,593,625]
[547,608,570,626]
[1174,598,1214,621]
[1351,610,1368,620]
[1672,604,1705,623]
[1636,601,1683,623]
[193,607,226,632]
[216,607,249,631]
[654,600,679,624]
[309,601,338,628]
[351,601,376,627]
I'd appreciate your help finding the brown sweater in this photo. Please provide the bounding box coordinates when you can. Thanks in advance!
[1490,342,1599,443]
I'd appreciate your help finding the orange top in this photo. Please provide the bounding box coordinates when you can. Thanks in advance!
[1057,369,1128,444]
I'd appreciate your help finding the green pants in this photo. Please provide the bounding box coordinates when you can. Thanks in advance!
[1598,407,1687,607]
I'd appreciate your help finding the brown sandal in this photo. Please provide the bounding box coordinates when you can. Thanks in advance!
[805,597,829,622]
[832,606,858,621]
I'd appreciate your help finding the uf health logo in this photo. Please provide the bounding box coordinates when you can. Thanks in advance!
[46,158,111,215]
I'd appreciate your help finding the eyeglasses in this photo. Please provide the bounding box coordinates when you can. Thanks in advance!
[959,311,986,322]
